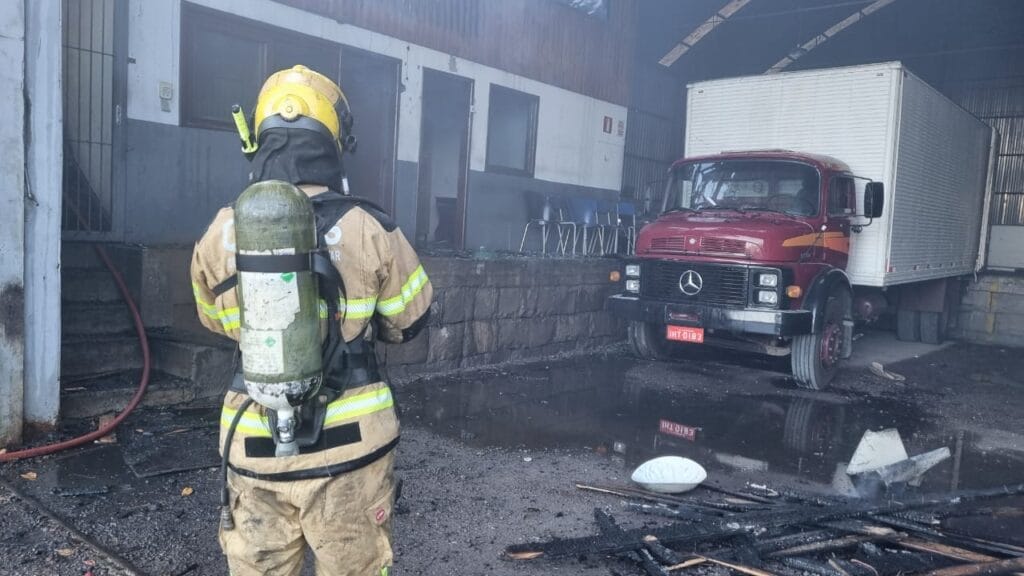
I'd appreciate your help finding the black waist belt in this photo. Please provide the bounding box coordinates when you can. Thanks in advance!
[229,351,381,394]
[229,437,399,481]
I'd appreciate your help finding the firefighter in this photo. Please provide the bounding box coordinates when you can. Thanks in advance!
[190,65,432,576]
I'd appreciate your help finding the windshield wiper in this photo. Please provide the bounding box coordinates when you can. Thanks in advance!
[662,206,696,214]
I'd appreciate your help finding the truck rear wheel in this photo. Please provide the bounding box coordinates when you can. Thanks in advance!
[629,321,669,360]
[792,291,850,390]
[896,308,920,342]
[919,311,947,345]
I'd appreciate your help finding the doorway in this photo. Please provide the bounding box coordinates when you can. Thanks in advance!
[416,69,473,250]
[339,46,400,212]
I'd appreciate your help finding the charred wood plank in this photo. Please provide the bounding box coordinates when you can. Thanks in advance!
[780,557,847,576]
[897,538,999,564]
[576,483,728,516]
[642,536,684,566]
[766,535,882,558]
[922,557,1024,576]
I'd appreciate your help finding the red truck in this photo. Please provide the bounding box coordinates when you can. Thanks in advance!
[609,63,996,390]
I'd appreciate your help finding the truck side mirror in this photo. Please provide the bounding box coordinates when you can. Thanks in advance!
[864,182,884,219]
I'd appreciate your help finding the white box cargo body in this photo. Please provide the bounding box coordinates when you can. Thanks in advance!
[685,62,994,287]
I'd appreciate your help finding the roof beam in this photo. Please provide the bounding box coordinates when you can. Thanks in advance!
[765,0,898,74]
[659,0,754,67]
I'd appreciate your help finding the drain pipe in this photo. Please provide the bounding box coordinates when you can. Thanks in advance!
[0,245,151,462]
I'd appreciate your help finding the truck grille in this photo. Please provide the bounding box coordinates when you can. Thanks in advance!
[641,261,750,308]
[647,236,748,257]
[700,237,747,256]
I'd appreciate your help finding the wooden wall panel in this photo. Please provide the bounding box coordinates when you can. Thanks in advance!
[275,0,637,105]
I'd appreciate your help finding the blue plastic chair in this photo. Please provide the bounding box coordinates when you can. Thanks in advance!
[566,197,601,256]
[548,196,577,256]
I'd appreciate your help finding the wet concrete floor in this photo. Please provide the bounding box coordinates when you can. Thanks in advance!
[2,336,1023,575]
[401,348,1023,497]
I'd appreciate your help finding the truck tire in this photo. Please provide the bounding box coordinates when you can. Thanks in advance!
[919,311,947,345]
[628,321,669,361]
[896,308,920,342]
[792,290,850,390]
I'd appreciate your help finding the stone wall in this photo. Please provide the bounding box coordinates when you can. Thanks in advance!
[954,274,1024,347]
[129,249,626,379]
[380,257,626,378]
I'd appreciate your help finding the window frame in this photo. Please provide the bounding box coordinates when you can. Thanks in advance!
[485,84,539,178]
[180,2,341,132]
[828,174,857,218]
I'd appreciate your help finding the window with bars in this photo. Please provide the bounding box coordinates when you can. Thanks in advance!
[62,0,116,233]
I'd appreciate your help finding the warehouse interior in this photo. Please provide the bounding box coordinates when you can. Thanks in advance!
[1,1,1023,574]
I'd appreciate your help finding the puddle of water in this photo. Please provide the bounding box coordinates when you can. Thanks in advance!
[402,355,1023,495]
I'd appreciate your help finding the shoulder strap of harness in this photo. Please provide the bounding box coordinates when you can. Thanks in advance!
[212,190,394,297]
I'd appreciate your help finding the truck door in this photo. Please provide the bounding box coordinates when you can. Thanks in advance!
[825,175,856,269]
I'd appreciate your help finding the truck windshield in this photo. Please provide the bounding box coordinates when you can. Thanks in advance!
[664,160,821,217]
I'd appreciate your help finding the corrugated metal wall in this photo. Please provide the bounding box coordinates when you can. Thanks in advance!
[622,63,685,208]
[949,78,1024,226]
[277,0,638,105]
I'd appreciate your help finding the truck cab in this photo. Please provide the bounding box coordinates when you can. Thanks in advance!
[609,150,884,390]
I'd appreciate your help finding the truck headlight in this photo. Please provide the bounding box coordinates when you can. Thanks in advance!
[758,273,779,287]
[757,290,778,305]
[626,279,640,293]
[625,264,641,277]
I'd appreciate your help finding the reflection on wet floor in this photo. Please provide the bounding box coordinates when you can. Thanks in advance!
[401,354,1024,495]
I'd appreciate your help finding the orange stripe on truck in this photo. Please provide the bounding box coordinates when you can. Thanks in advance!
[782,231,849,253]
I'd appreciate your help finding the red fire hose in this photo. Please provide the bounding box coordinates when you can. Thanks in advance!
[0,245,151,462]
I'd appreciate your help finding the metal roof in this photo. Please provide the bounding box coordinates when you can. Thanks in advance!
[640,0,1024,85]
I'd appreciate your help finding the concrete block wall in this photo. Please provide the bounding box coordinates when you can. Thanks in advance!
[381,257,626,378]
[954,274,1024,347]
[133,249,626,387]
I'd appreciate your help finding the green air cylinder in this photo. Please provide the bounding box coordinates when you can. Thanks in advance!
[234,180,322,457]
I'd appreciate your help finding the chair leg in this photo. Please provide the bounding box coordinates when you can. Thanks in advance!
[604,225,617,255]
[565,223,577,256]
[592,227,605,256]
[556,224,573,255]
[541,224,549,255]
[519,222,532,253]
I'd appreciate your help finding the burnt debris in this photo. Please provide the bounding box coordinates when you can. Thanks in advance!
[505,482,1024,575]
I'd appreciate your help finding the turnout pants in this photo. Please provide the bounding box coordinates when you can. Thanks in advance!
[220,451,396,576]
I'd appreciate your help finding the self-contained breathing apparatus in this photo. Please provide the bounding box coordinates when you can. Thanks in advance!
[217,65,392,530]
[217,182,396,529]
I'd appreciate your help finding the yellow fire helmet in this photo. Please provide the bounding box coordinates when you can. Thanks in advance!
[253,65,353,150]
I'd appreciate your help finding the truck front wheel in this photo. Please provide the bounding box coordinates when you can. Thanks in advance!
[792,291,851,390]
[628,321,669,360]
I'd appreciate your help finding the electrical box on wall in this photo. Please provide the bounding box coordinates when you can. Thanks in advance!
[158,81,174,112]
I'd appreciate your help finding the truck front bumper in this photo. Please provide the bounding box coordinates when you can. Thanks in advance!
[608,294,812,337]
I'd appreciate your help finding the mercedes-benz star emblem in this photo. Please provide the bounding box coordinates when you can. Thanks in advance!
[679,270,703,296]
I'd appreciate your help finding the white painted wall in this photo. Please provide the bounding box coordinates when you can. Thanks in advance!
[127,0,626,191]
[24,0,63,427]
[0,0,26,446]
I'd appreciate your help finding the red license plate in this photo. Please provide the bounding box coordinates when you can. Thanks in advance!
[659,419,698,441]
[666,325,704,343]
